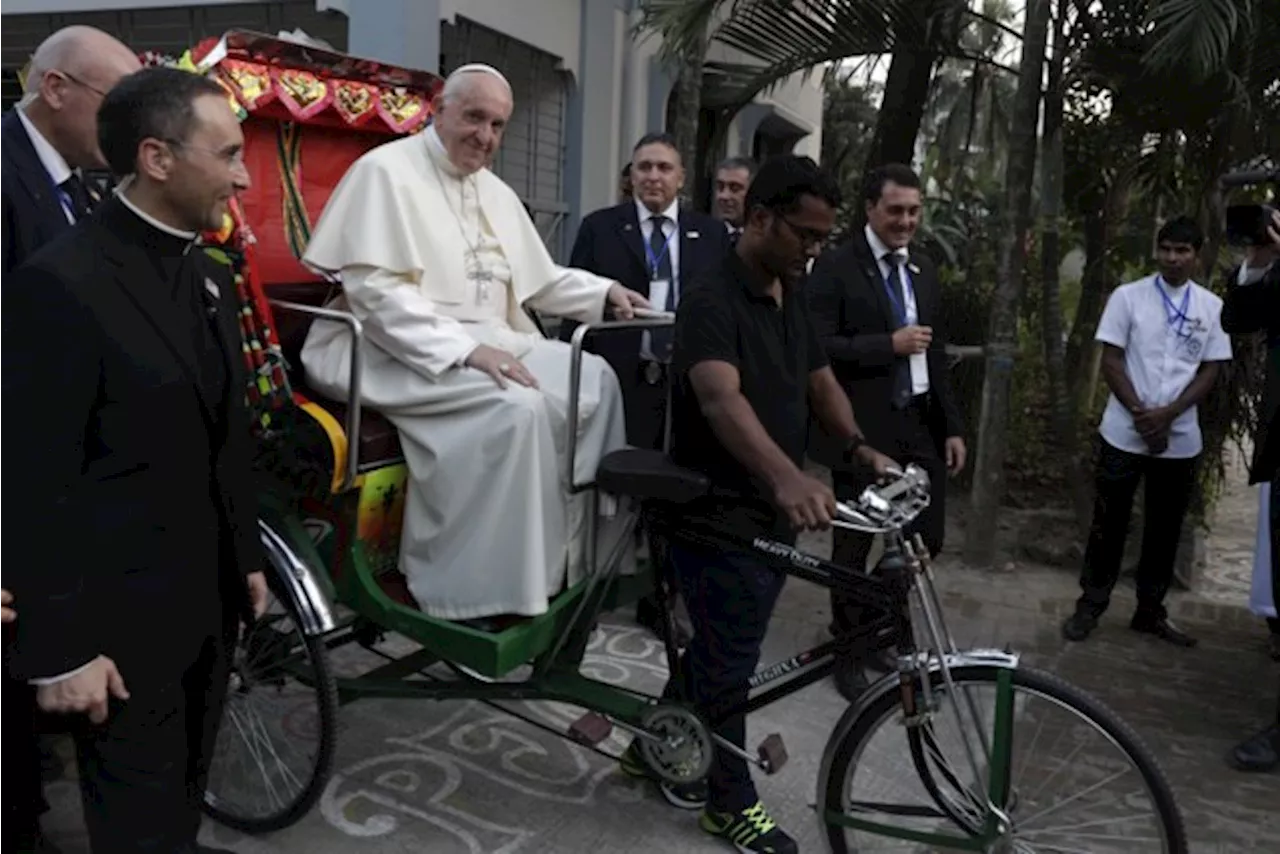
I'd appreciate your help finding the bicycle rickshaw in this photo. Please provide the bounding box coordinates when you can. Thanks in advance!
[173,31,1189,852]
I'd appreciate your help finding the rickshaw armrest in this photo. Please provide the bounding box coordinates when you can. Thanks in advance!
[565,314,676,491]
[268,298,365,493]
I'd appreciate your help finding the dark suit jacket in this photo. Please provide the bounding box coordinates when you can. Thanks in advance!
[3,198,260,685]
[564,201,730,373]
[1222,262,1280,484]
[1,111,83,276]
[805,231,964,463]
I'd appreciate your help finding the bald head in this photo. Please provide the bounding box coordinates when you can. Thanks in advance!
[23,26,141,170]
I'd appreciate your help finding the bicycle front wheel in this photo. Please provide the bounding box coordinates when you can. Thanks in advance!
[819,664,1187,853]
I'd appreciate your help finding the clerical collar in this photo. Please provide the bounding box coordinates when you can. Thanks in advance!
[107,186,200,258]
[865,224,907,264]
[425,124,470,179]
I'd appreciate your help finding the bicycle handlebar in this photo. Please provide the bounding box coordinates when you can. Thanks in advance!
[833,464,932,536]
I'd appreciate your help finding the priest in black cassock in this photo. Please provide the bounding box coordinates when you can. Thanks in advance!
[3,66,268,853]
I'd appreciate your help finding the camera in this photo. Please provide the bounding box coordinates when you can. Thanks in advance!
[1220,167,1278,247]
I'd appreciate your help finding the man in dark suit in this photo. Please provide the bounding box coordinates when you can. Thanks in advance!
[4,67,267,853]
[712,156,756,244]
[568,132,730,451]
[566,133,728,640]
[806,163,966,694]
[1,26,140,853]
[1222,209,1280,773]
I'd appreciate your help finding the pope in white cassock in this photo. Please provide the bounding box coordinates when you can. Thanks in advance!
[300,64,647,621]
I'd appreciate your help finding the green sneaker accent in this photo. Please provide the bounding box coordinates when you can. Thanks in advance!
[699,801,798,853]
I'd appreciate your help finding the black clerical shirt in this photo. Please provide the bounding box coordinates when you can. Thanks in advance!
[104,196,229,419]
[670,253,828,543]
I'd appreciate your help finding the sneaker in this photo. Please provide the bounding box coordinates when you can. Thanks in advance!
[619,741,708,809]
[699,801,798,853]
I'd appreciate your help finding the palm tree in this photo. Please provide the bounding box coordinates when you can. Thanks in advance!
[638,0,1022,196]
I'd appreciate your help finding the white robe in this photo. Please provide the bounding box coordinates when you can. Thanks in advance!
[299,127,627,620]
[1251,485,1277,619]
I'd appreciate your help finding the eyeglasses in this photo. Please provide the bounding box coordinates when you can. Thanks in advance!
[54,70,108,99]
[778,214,831,250]
[163,139,246,168]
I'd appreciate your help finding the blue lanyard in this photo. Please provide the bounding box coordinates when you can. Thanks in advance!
[1154,276,1191,339]
[880,257,914,326]
[644,220,676,280]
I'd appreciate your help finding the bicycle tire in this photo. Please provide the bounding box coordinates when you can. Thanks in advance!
[201,578,339,833]
[819,664,1188,854]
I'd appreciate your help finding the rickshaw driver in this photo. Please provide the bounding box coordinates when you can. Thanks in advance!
[620,155,897,852]
[299,63,649,623]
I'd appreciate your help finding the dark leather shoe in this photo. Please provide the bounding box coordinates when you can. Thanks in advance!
[1227,724,1279,772]
[1129,614,1197,647]
[832,654,871,703]
[1061,611,1097,642]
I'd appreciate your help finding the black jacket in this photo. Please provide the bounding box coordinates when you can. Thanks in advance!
[1,110,85,275]
[563,201,729,371]
[805,230,965,462]
[1222,262,1280,484]
[3,197,261,683]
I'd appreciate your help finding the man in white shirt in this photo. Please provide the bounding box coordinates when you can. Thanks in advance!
[1063,216,1233,646]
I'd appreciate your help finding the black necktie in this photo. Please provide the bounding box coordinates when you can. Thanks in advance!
[884,253,913,409]
[649,215,675,358]
[58,174,92,221]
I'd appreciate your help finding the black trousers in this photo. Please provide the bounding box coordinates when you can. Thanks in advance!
[660,542,786,811]
[1075,439,1198,619]
[2,676,53,850]
[830,397,945,634]
[70,624,234,853]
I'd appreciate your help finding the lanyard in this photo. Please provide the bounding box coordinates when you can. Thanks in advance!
[880,256,914,326]
[644,219,676,280]
[1154,276,1191,339]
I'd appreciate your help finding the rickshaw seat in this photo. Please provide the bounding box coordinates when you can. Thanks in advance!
[596,448,709,504]
[270,282,404,472]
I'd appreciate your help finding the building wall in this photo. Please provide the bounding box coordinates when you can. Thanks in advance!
[2,0,826,258]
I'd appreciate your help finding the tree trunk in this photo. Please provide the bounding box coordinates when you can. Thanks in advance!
[963,0,1052,568]
[671,31,707,205]
[861,48,937,178]
[1039,1,1090,529]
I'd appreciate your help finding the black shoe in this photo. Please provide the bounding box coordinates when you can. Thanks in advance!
[619,741,708,809]
[699,800,798,853]
[1226,724,1279,772]
[1129,614,1197,647]
[832,654,871,703]
[1061,611,1097,642]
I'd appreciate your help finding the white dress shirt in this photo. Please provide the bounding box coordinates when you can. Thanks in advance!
[1095,274,1233,459]
[865,224,929,395]
[636,198,681,359]
[17,105,76,224]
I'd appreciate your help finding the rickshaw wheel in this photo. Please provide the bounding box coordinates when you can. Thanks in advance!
[201,567,339,833]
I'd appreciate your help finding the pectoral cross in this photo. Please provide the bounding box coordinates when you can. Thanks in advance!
[465,251,493,303]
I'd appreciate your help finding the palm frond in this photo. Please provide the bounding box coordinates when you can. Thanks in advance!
[1141,0,1252,82]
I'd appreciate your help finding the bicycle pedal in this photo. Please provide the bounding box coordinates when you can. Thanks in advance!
[757,733,788,774]
[568,712,612,746]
